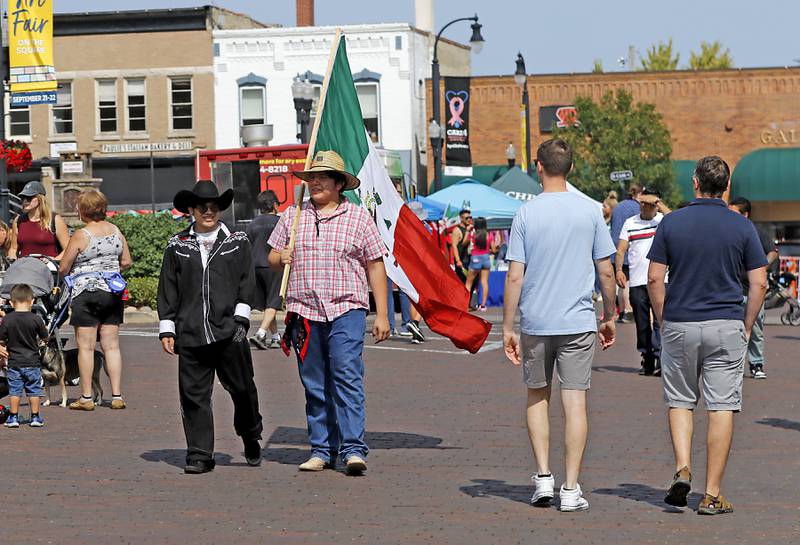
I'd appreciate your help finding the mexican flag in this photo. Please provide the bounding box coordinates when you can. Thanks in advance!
[310,33,491,353]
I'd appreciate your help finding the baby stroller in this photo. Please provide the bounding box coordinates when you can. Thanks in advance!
[764,269,800,326]
[0,255,70,336]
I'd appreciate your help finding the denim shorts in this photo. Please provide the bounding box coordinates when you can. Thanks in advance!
[468,254,491,270]
[6,367,43,397]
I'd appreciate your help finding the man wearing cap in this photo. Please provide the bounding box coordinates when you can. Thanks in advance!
[615,188,671,375]
[157,180,263,474]
[268,150,390,476]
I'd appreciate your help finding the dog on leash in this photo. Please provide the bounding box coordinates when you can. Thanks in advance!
[41,337,108,407]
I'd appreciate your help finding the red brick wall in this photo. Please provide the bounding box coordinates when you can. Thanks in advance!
[426,67,800,184]
[296,0,314,27]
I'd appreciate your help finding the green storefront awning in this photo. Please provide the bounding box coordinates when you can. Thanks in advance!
[732,148,800,201]
[442,165,510,188]
[672,160,696,203]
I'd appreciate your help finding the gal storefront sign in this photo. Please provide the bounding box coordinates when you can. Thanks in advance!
[7,0,57,106]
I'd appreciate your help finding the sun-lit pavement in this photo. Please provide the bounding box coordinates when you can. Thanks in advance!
[3,309,799,544]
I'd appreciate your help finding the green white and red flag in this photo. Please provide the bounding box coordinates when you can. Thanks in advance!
[309,33,491,353]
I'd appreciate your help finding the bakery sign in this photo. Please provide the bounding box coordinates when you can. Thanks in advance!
[100,141,193,153]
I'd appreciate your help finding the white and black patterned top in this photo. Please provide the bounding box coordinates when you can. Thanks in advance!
[70,227,123,297]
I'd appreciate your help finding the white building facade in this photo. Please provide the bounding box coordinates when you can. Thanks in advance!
[213,23,470,184]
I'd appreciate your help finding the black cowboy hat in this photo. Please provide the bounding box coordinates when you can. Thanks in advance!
[173,180,234,214]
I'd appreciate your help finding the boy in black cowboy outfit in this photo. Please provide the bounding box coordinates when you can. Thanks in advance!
[157,180,263,474]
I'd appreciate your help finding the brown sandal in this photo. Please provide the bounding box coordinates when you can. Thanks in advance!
[697,493,734,515]
[68,397,95,411]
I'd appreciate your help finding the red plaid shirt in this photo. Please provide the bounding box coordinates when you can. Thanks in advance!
[268,200,386,321]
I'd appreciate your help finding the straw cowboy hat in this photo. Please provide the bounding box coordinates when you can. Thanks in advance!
[173,180,234,214]
[295,150,361,190]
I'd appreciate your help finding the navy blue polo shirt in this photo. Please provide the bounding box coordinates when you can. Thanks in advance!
[647,198,767,322]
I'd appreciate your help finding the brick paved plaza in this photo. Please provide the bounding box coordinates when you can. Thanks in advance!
[3,311,799,544]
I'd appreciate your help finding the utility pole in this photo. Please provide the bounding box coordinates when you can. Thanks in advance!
[0,25,9,224]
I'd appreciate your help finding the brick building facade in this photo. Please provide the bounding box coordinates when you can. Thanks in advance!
[426,67,800,223]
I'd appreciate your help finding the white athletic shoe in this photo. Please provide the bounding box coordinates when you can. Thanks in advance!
[559,483,589,512]
[530,473,555,506]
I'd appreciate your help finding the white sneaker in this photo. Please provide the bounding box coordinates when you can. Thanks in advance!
[559,483,589,512]
[530,473,555,506]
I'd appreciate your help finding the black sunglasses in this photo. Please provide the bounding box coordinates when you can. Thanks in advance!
[195,203,220,214]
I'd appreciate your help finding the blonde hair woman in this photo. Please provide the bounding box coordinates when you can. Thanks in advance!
[8,182,70,259]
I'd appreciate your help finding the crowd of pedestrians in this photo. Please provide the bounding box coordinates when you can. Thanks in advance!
[503,142,770,515]
[1,186,132,427]
[0,139,783,518]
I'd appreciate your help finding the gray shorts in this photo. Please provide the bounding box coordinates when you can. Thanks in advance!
[661,320,745,411]
[521,332,596,390]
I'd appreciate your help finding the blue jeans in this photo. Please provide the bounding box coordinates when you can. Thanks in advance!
[296,309,368,463]
[387,277,412,331]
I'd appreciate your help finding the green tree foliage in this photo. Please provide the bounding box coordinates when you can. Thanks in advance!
[640,39,679,71]
[592,59,603,73]
[552,89,678,203]
[689,41,733,70]
[109,213,188,308]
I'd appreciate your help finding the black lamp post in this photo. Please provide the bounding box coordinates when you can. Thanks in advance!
[428,119,442,193]
[431,14,484,193]
[291,76,314,144]
[514,52,533,177]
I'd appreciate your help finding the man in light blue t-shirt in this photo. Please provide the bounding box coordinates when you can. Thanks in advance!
[503,139,617,513]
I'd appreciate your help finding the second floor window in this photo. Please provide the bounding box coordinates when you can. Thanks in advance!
[53,82,73,135]
[97,80,117,133]
[126,79,146,132]
[9,105,30,137]
[170,77,193,131]
[356,83,380,143]
[240,86,265,126]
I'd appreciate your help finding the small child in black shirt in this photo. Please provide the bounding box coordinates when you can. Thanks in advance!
[0,284,49,428]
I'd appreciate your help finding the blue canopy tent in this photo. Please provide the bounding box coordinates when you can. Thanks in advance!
[409,195,447,221]
[427,179,522,229]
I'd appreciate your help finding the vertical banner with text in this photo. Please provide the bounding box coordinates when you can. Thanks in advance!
[443,76,472,175]
[8,0,57,105]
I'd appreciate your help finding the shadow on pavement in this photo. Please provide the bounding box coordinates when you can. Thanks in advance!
[140,449,249,468]
[593,365,641,374]
[593,483,701,513]
[459,479,531,505]
[756,418,800,432]
[265,426,461,450]
[262,426,461,466]
[774,335,800,341]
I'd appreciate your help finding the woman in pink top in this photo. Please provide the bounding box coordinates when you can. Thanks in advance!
[465,217,497,311]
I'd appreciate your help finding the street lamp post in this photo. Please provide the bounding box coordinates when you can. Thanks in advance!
[431,14,484,194]
[428,119,442,193]
[291,76,314,144]
[514,52,533,177]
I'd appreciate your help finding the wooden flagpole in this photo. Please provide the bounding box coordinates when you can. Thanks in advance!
[279,28,344,300]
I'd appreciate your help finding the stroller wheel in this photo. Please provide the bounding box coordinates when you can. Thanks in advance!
[782,312,791,325]
[790,312,800,327]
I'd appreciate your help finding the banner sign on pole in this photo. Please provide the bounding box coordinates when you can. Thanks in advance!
[443,76,472,169]
[520,104,527,171]
[8,0,57,105]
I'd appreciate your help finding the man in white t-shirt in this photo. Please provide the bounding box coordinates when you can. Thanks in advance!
[615,189,670,375]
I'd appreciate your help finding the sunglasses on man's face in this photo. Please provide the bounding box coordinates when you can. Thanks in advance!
[195,203,220,214]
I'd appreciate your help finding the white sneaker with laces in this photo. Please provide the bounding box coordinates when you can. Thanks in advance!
[530,473,555,506]
[559,483,589,512]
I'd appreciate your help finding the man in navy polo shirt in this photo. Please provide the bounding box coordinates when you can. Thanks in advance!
[647,156,767,515]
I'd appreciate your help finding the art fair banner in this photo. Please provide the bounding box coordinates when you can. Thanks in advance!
[443,76,472,174]
[8,0,57,105]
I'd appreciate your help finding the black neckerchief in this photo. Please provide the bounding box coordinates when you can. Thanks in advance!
[310,201,345,237]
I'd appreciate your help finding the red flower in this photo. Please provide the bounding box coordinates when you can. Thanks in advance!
[0,140,33,173]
